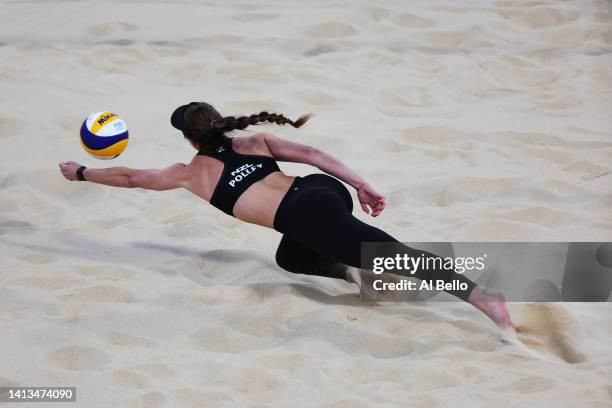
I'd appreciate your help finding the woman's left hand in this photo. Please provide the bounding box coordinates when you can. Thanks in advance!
[59,161,82,181]
[357,182,386,217]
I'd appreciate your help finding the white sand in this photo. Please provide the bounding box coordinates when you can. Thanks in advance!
[1,0,612,406]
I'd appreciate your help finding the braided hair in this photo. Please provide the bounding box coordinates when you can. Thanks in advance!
[183,102,313,151]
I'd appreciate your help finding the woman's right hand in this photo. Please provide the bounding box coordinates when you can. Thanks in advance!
[59,161,82,181]
[357,182,386,217]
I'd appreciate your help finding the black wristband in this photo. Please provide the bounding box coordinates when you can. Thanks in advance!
[76,166,87,181]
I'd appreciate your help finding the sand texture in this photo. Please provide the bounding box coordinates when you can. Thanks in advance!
[1,0,612,406]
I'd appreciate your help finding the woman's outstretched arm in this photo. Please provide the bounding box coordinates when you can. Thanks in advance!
[261,132,366,188]
[59,161,190,191]
[261,132,386,216]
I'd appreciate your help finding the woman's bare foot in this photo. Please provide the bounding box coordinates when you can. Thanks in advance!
[468,287,515,329]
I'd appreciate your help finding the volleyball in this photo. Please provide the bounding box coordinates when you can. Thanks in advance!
[79,111,129,159]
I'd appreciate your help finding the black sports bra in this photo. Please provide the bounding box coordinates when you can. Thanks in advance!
[197,141,281,216]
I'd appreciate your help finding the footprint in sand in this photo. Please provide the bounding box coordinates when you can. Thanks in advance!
[304,44,339,57]
[74,264,136,281]
[226,12,278,22]
[82,22,138,37]
[292,90,341,106]
[111,369,150,389]
[492,374,557,394]
[421,26,498,49]
[355,6,393,23]
[173,389,235,406]
[142,392,166,408]
[131,364,178,380]
[0,219,36,234]
[378,126,461,153]
[390,12,435,29]
[222,367,283,395]
[190,325,278,353]
[123,391,166,408]
[16,277,82,291]
[497,7,581,29]
[98,39,135,47]
[47,345,111,371]
[0,199,19,214]
[99,332,158,348]
[58,285,134,303]
[132,364,177,380]
[378,88,435,110]
[15,252,54,264]
[513,303,587,364]
[303,22,357,39]
[562,160,610,181]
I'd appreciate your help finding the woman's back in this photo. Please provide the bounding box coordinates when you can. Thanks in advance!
[187,134,296,228]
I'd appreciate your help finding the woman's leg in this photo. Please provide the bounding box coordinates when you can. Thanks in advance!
[296,199,513,326]
[275,178,513,327]
[275,234,348,281]
[281,189,479,301]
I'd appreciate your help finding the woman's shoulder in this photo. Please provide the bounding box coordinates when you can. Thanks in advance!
[233,133,276,156]
[235,132,278,144]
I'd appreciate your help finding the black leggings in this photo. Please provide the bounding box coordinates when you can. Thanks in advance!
[273,174,478,302]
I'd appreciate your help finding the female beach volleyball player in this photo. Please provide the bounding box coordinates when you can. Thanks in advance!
[59,102,513,328]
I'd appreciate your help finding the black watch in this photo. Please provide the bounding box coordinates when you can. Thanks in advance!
[76,166,87,181]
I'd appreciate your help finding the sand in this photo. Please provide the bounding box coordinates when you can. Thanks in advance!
[1,0,612,406]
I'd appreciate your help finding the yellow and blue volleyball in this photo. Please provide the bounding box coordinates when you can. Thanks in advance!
[80,111,129,159]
